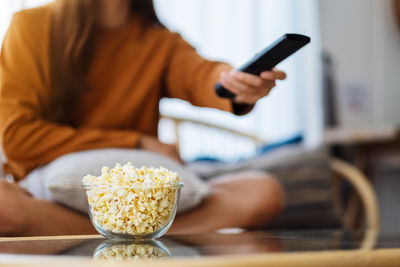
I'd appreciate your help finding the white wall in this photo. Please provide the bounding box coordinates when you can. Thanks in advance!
[319,0,400,129]
[382,1,400,124]
[320,0,400,232]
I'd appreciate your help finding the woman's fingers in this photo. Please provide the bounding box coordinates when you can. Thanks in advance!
[221,71,275,93]
[219,69,286,105]
[230,71,264,87]
[260,69,287,80]
[220,72,257,94]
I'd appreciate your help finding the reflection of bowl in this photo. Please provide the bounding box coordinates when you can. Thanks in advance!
[83,183,182,240]
[93,240,170,261]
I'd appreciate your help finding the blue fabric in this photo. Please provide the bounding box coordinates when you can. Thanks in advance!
[191,134,303,163]
[256,134,303,155]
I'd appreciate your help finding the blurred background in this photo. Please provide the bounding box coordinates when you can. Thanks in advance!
[1,0,399,232]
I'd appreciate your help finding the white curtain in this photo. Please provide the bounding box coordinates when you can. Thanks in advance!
[0,0,52,43]
[155,0,323,160]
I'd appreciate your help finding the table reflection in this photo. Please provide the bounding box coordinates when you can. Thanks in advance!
[93,240,170,261]
[0,230,397,258]
[170,231,284,255]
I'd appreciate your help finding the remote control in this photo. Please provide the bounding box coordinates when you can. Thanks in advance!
[215,33,311,98]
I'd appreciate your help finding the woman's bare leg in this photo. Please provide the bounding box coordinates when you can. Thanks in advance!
[169,171,285,234]
[0,180,96,237]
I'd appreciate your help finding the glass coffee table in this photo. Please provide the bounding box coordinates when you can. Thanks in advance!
[0,230,399,266]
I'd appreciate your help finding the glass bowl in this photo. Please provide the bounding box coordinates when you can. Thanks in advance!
[82,182,183,240]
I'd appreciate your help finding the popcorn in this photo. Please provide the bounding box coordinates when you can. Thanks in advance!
[94,242,169,261]
[83,163,182,237]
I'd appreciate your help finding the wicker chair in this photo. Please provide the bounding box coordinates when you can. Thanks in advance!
[162,115,380,233]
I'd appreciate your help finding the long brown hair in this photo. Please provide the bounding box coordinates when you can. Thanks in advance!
[49,0,162,124]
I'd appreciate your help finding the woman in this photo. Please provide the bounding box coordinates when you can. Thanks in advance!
[0,0,286,236]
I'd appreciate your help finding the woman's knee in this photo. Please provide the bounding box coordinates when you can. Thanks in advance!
[237,172,285,227]
[254,174,285,221]
[211,171,285,227]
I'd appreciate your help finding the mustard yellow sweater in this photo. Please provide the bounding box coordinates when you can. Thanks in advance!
[0,5,234,180]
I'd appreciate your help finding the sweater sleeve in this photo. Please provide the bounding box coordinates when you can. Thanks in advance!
[164,33,235,112]
[0,12,141,179]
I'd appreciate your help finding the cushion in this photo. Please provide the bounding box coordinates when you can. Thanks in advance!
[188,144,327,179]
[19,149,209,214]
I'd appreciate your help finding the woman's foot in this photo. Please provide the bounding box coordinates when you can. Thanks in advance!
[169,171,285,234]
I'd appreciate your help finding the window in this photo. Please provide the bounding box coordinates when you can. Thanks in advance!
[155,0,323,161]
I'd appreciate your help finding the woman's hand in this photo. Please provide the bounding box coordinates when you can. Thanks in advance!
[138,135,183,164]
[219,68,286,105]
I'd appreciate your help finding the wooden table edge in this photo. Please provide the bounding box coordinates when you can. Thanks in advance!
[0,235,103,242]
[0,246,399,267]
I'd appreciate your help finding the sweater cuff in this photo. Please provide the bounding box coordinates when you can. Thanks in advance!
[231,101,254,115]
